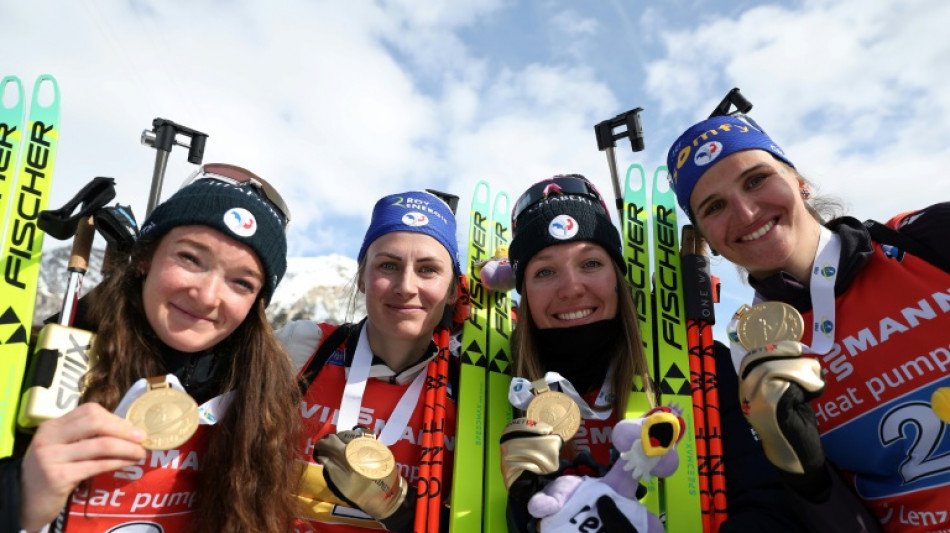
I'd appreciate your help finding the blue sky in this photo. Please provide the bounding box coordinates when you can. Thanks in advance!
[4,0,950,333]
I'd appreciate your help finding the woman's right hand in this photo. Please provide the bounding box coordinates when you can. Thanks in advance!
[19,402,146,532]
[499,418,562,503]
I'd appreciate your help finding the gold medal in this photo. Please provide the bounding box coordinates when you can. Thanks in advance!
[735,301,805,350]
[526,380,581,442]
[126,376,199,450]
[344,433,396,480]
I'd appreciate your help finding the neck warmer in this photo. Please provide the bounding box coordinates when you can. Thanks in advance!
[535,317,622,394]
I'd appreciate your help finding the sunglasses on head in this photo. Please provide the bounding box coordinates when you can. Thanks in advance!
[511,174,610,228]
[182,163,291,227]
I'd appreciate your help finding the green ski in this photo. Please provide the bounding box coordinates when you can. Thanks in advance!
[483,190,513,532]
[450,180,491,532]
[620,163,661,518]
[0,74,60,456]
[651,165,702,532]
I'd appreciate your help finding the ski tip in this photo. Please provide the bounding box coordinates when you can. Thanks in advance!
[1,76,24,111]
[653,165,672,195]
[491,190,510,212]
[624,163,648,194]
[31,75,60,110]
[474,180,491,202]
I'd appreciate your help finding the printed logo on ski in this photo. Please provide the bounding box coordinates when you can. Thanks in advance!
[4,121,55,291]
[401,212,429,227]
[548,215,578,240]
[0,121,18,185]
[224,208,256,237]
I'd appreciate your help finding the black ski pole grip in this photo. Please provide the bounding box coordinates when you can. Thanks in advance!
[708,88,753,118]
[38,177,116,240]
[594,107,645,153]
[681,225,716,324]
[188,133,208,164]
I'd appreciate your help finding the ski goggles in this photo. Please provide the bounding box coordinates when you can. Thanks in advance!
[511,174,610,228]
[182,163,292,227]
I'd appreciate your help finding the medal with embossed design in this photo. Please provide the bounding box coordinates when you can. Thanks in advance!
[735,301,804,350]
[126,376,199,450]
[345,432,396,480]
[526,379,581,442]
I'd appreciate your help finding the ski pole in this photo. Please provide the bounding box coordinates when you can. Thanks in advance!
[36,177,117,326]
[681,225,726,532]
[140,118,208,216]
[695,233,727,532]
[594,107,645,221]
[415,353,439,533]
[17,177,117,431]
[681,226,713,532]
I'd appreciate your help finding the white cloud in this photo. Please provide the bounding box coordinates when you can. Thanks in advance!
[3,0,946,280]
[645,0,950,222]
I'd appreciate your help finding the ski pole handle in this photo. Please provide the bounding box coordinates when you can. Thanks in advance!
[594,107,645,219]
[60,216,96,327]
[141,118,209,216]
[708,88,752,118]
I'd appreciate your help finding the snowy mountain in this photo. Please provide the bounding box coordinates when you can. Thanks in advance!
[33,247,363,329]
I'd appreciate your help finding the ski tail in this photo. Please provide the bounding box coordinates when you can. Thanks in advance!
[0,74,60,457]
[450,180,491,532]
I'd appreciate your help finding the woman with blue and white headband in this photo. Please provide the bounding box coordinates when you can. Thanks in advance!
[667,109,950,533]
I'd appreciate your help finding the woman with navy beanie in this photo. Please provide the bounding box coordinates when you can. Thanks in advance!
[7,163,301,533]
[497,174,661,532]
[667,107,950,532]
[281,190,468,532]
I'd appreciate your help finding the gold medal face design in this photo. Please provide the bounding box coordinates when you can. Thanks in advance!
[345,435,396,480]
[736,301,805,350]
[526,390,581,442]
[126,379,199,451]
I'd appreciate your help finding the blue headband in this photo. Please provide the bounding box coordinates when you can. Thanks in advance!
[667,114,794,220]
[357,191,460,275]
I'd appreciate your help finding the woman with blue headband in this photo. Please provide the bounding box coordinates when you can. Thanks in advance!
[668,111,950,533]
[281,190,468,532]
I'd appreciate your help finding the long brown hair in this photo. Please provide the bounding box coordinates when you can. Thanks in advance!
[83,240,302,533]
[512,261,655,416]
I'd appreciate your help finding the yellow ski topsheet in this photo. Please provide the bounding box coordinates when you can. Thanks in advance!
[0,74,60,456]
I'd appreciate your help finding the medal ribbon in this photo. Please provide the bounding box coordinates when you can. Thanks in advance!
[728,226,841,371]
[337,323,428,446]
[508,369,613,420]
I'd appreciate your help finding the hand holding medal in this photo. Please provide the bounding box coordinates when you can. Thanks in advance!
[125,376,199,450]
[314,427,407,520]
[734,302,826,474]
